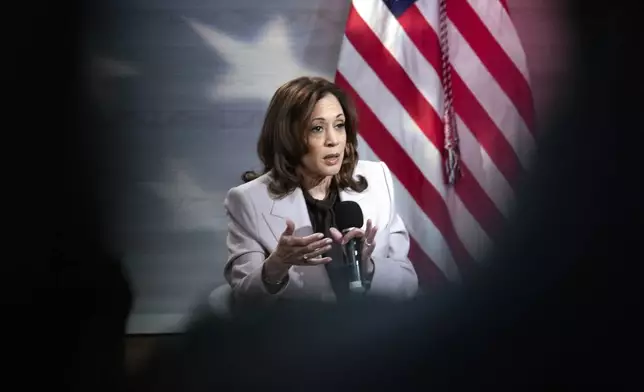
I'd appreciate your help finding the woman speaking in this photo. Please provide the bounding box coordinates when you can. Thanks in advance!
[224,76,418,307]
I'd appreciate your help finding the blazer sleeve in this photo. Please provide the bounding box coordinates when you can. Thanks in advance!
[367,161,419,300]
[223,186,293,306]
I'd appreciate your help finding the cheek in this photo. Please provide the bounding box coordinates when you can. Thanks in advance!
[301,140,324,166]
[338,134,347,153]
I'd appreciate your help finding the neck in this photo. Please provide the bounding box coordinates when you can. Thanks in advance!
[301,175,332,200]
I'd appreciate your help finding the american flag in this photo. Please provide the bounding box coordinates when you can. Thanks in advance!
[335,0,535,285]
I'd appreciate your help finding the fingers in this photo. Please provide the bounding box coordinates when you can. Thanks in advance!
[304,237,333,253]
[365,219,378,244]
[295,238,333,264]
[305,256,332,265]
[303,245,333,261]
[329,227,343,243]
[362,220,377,262]
[341,228,364,244]
[283,246,332,266]
[279,218,385,267]
[282,219,295,236]
[284,232,325,247]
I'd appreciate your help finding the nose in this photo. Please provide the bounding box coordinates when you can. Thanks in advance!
[325,127,339,147]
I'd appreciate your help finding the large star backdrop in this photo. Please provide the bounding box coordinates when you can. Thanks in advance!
[91,0,350,333]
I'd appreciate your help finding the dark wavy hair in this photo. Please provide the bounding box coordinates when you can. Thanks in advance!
[242,76,367,198]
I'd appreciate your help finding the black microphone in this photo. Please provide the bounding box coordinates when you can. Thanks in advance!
[334,201,366,293]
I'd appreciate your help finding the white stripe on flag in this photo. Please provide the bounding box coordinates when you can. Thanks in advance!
[467,0,531,81]
[338,37,491,263]
[345,1,512,229]
[456,114,515,219]
[447,21,535,167]
[348,2,508,248]
[352,0,444,117]
[357,137,461,282]
[414,0,535,167]
[337,39,446,196]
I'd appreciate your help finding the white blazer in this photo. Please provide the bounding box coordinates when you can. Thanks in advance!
[223,160,418,305]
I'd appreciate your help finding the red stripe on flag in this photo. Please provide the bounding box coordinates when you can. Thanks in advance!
[409,236,449,285]
[499,0,509,13]
[451,75,525,185]
[344,6,441,154]
[399,5,524,189]
[449,0,535,132]
[344,5,505,244]
[336,71,475,272]
[396,6,442,71]
[452,165,506,240]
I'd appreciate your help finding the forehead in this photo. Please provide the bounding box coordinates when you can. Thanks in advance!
[311,93,344,119]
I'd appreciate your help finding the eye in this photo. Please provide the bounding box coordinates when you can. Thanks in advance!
[335,122,345,130]
[311,125,324,133]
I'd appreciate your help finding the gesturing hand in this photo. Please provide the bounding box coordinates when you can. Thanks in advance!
[270,219,333,267]
[329,219,377,271]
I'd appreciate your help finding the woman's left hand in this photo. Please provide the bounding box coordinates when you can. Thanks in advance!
[330,219,378,274]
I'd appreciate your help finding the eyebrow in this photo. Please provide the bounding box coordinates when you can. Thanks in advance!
[311,114,345,122]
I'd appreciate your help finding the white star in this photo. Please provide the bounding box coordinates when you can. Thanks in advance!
[142,159,228,232]
[184,16,331,102]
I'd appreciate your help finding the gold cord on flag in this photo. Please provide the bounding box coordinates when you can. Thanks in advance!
[439,0,461,185]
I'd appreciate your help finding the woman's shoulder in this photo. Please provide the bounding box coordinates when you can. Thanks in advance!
[226,171,273,202]
[354,160,390,181]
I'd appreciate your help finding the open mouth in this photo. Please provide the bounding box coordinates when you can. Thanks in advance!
[323,153,341,166]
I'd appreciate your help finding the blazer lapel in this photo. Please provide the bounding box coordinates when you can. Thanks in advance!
[339,187,366,203]
[263,187,314,243]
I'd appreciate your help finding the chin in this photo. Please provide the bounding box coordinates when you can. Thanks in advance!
[316,163,342,178]
[317,167,340,177]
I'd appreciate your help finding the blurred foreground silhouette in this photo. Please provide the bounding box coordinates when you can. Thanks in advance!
[7,1,132,391]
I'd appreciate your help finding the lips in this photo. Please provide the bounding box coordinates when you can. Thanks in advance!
[323,153,340,159]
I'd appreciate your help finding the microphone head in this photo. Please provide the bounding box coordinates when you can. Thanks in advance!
[334,201,364,231]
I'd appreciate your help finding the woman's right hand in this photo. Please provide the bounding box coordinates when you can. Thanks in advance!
[267,219,333,267]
